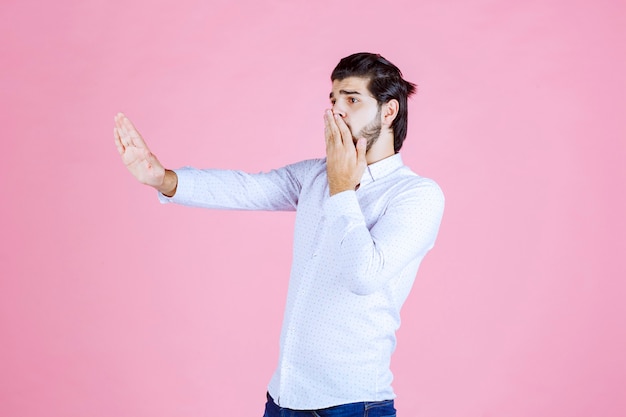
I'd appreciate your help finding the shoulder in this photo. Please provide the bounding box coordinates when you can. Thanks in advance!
[284,157,326,170]
[388,168,445,211]
[282,157,327,179]
[395,165,443,194]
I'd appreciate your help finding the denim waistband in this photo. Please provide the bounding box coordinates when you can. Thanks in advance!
[264,392,396,417]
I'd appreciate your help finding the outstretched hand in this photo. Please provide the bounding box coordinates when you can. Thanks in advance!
[324,110,367,196]
[114,112,167,189]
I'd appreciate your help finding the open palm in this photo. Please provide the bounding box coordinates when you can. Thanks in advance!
[114,113,165,187]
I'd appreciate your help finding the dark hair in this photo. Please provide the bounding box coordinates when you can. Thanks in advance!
[331,52,417,152]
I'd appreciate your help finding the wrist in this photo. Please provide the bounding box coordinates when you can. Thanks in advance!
[157,169,178,197]
[329,182,358,196]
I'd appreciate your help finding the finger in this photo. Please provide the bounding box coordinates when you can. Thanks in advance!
[114,127,125,155]
[114,112,124,131]
[334,114,353,149]
[121,115,149,150]
[324,111,333,154]
[121,115,138,147]
[115,113,132,147]
[324,112,336,152]
[325,110,341,146]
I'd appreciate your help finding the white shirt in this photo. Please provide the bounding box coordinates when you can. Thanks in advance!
[159,153,444,410]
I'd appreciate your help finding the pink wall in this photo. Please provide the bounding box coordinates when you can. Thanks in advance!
[1,0,625,416]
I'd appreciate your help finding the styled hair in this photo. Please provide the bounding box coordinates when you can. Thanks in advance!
[331,53,417,152]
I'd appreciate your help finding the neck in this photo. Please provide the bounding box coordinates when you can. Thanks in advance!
[365,130,395,165]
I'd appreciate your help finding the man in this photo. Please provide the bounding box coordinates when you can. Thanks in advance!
[114,52,444,417]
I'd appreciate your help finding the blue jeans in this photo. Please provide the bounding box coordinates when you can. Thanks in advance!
[263,392,396,417]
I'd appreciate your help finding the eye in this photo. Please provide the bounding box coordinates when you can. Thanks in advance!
[348,97,359,104]
[330,98,336,105]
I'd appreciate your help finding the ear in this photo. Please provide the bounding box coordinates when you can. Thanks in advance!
[381,99,399,127]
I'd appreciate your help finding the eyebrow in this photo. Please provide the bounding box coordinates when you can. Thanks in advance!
[329,89,363,99]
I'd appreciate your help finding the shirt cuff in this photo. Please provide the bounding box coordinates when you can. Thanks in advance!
[323,190,363,221]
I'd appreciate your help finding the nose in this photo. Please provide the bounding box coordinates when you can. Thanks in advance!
[331,102,346,118]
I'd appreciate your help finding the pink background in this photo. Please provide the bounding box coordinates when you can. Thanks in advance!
[1,0,625,416]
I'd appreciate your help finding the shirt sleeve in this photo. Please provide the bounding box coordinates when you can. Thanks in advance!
[321,178,445,295]
[158,160,317,211]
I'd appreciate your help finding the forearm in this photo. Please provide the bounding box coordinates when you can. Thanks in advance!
[323,184,444,295]
[323,197,392,295]
[158,162,310,211]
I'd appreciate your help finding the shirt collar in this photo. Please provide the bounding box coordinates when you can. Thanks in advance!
[360,153,404,187]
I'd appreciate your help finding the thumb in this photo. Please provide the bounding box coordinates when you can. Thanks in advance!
[144,149,159,170]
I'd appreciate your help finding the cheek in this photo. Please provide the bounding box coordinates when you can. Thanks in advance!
[348,116,368,133]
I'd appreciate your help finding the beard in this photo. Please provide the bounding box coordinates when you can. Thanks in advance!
[351,107,382,152]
